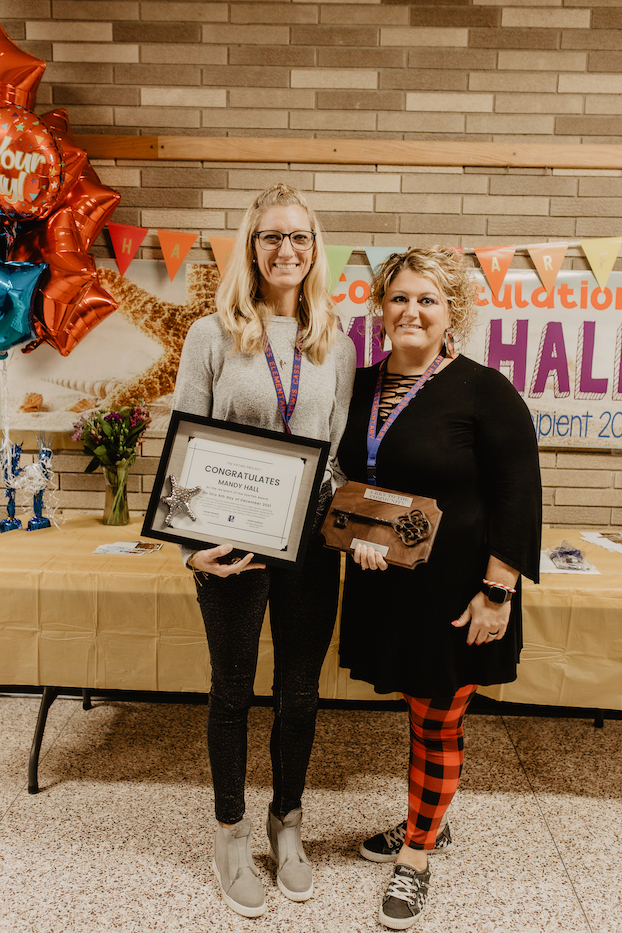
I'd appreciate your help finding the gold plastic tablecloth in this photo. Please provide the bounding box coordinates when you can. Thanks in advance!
[479,528,622,710]
[0,518,620,709]
[0,516,360,699]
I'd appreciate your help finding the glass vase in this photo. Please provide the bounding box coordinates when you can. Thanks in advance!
[103,465,130,526]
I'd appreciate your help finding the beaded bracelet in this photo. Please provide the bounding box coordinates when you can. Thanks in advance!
[483,578,516,594]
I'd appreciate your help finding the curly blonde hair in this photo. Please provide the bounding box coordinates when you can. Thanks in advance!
[369,246,479,345]
[216,183,338,364]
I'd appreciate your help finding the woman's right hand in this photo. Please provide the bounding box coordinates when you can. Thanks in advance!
[353,542,388,571]
[189,543,266,577]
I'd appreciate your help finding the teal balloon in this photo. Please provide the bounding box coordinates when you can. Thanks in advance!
[0,260,48,358]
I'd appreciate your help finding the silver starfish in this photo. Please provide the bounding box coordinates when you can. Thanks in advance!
[162,475,201,525]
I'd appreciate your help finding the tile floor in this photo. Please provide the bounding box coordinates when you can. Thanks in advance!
[0,695,620,933]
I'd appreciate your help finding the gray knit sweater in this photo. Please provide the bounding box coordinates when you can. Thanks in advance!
[172,312,356,562]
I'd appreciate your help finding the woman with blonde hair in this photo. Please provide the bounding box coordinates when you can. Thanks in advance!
[173,184,355,918]
[338,246,541,929]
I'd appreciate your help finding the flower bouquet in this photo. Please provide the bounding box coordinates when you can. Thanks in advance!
[72,404,150,525]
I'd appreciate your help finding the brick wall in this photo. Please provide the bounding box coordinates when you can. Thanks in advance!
[5,2,622,528]
[10,1,622,146]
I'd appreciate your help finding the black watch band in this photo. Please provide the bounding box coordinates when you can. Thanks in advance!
[481,582,513,605]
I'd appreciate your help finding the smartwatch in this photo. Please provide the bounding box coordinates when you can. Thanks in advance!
[481,581,513,604]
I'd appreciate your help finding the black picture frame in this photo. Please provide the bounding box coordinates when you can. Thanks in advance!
[141,411,330,568]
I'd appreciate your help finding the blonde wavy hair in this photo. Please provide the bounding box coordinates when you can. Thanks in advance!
[216,184,338,364]
[369,246,479,345]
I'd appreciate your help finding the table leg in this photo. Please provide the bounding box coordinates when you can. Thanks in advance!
[28,686,60,794]
[593,709,605,728]
[82,689,92,711]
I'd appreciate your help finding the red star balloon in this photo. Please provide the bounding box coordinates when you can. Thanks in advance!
[54,277,120,357]
[38,111,120,249]
[0,25,45,110]
[65,161,121,251]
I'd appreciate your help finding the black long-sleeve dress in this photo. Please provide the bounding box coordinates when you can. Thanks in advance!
[337,355,542,697]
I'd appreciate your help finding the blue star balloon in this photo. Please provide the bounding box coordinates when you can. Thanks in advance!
[0,260,49,358]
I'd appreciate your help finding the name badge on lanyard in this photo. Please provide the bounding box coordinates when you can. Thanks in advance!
[263,326,302,434]
[366,354,444,485]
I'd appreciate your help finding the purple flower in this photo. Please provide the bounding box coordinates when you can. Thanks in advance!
[104,412,122,424]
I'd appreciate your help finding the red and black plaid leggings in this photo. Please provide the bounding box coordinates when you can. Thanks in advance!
[403,684,478,850]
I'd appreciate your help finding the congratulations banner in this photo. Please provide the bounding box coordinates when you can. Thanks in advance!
[338,265,622,450]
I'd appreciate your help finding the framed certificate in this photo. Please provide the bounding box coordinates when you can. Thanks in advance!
[142,411,330,568]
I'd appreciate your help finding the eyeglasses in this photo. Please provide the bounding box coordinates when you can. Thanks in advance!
[254,230,316,251]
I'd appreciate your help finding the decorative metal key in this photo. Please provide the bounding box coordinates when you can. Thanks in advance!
[332,508,431,547]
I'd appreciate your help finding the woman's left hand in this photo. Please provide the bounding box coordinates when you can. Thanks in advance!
[451,591,511,646]
[352,542,388,571]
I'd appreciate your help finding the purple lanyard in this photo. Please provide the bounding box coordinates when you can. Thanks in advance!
[263,327,302,434]
[366,353,444,484]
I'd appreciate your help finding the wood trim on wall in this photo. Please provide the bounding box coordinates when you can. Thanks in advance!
[73,135,622,169]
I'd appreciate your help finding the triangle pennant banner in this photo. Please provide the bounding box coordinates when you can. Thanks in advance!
[364,246,407,272]
[209,236,236,276]
[473,246,516,299]
[158,230,198,282]
[108,222,149,276]
[581,237,622,290]
[527,242,568,295]
[325,245,354,297]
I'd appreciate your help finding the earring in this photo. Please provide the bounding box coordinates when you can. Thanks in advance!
[444,329,455,359]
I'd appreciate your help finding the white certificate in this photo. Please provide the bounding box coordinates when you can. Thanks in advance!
[143,412,331,568]
[169,436,305,551]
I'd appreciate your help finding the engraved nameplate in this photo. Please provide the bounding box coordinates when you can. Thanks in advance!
[363,488,413,508]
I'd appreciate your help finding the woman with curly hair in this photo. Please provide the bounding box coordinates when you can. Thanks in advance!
[337,246,541,929]
[173,184,355,918]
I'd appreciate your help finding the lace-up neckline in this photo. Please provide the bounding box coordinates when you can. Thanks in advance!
[378,371,423,427]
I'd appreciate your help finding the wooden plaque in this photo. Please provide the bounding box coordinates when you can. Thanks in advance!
[321,481,442,570]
